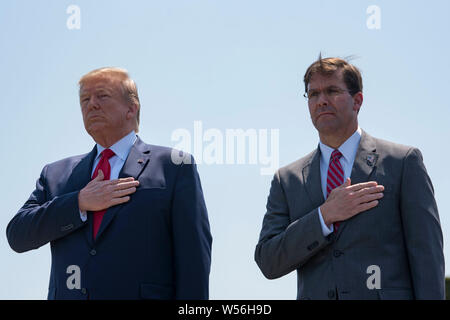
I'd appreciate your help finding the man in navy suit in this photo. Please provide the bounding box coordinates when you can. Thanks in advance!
[6,67,212,299]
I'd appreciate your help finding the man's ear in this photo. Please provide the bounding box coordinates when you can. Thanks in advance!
[353,92,363,113]
[126,102,138,120]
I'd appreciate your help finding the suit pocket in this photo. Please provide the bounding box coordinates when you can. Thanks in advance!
[138,176,166,189]
[140,283,174,300]
[377,288,413,300]
[139,186,166,190]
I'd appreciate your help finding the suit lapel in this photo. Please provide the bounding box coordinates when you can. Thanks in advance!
[302,147,325,208]
[335,130,378,239]
[62,146,98,247]
[349,130,378,185]
[94,137,151,242]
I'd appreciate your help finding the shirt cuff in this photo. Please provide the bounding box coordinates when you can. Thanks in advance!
[80,210,87,222]
[318,207,333,236]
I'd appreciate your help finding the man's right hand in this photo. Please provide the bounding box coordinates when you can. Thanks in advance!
[78,170,140,212]
[320,178,384,228]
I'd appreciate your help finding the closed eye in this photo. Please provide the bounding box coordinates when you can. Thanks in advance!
[308,91,319,98]
[326,88,340,95]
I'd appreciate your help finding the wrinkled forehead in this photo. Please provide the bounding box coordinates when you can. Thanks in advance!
[307,69,345,91]
[79,75,121,96]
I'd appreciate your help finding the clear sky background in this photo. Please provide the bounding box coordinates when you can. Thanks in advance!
[1,0,449,299]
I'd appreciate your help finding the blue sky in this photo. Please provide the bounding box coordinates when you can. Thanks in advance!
[1,0,449,299]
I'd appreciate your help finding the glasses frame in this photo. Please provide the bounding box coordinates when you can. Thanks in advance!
[303,86,352,101]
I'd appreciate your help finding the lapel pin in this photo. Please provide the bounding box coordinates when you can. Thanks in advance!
[137,159,144,164]
[366,154,376,167]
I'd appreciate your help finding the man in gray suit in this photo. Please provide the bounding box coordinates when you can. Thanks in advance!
[254,56,445,300]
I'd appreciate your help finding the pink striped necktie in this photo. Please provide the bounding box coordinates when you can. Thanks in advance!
[326,149,344,232]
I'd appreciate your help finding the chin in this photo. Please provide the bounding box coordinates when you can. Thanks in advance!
[315,123,340,135]
[86,124,105,135]
[315,118,334,129]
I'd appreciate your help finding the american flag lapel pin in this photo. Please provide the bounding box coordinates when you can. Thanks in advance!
[366,154,375,167]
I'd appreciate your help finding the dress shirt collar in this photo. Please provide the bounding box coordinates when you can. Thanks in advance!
[319,126,362,163]
[95,130,137,161]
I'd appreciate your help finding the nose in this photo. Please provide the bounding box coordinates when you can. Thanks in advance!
[86,96,100,110]
[315,91,329,107]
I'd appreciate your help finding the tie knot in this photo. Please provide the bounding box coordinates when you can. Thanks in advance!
[101,148,115,160]
[331,149,343,161]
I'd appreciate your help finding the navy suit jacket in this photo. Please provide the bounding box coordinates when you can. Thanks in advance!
[7,137,212,300]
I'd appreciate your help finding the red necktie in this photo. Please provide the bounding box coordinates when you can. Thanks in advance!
[326,149,344,232]
[92,148,115,239]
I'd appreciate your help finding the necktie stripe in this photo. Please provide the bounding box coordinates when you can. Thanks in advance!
[326,180,336,191]
[330,168,344,184]
[328,169,342,187]
[331,160,344,174]
[326,150,344,233]
[328,166,343,185]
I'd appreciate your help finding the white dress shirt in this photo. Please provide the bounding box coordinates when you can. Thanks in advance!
[317,127,362,236]
[80,130,137,221]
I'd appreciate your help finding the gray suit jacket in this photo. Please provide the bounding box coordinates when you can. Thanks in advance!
[255,130,445,300]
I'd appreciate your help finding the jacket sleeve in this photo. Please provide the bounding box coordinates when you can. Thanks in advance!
[171,154,212,299]
[255,170,332,279]
[400,148,445,299]
[6,165,86,253]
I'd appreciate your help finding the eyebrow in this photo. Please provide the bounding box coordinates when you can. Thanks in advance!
[308,85,342,91]
[80,88,112,99]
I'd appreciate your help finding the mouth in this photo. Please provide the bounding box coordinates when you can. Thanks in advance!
[88,115,103,120]
[316,112,335,119]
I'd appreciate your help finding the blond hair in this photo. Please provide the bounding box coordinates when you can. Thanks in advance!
[79,67,140,132]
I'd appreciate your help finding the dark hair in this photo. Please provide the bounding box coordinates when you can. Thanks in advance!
[303,54,363,96]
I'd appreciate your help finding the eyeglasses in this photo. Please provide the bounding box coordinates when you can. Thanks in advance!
[303,86,350,101]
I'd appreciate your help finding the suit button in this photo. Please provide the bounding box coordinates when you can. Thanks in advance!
[328,289,335,299]
[90,249,97,256]
[333,250,342,258]
[81,288,87,295]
